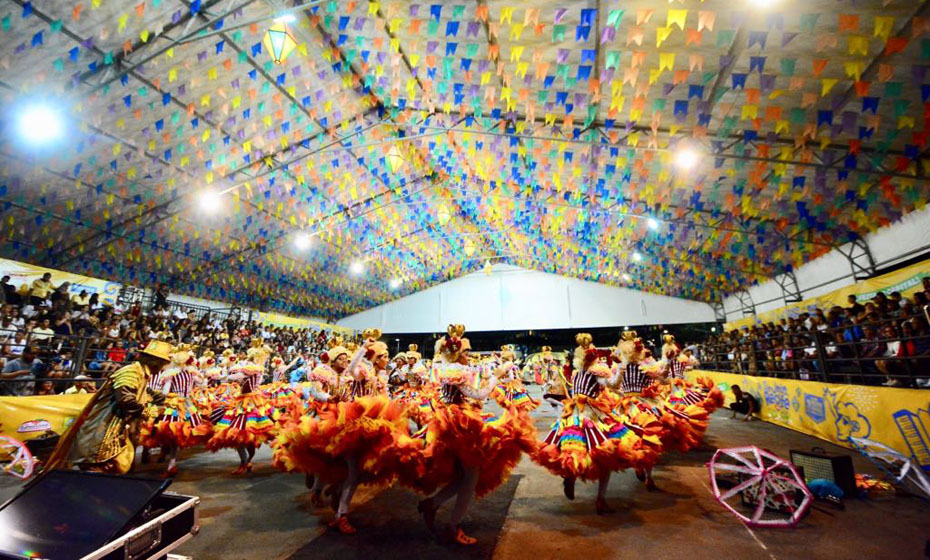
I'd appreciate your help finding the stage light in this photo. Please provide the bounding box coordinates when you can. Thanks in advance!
[632,251,643,262]
[390,278,401,289]
[274,13,297,23]
[436,204,451,226]
[386,144,405,173]
[293,232,312,251]
[674,144,700,171]
[647,217,660,231]
[18,104,64,144]
[622,273,632,282]
[350,260,365,275]
[198,189,222,213]
[263,23,297,64]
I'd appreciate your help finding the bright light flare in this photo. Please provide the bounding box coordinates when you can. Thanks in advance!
[350,260,365,275]
[18,104,64,144]
[674,145,700,170]
[622,273,632,282]
[274,13,297,23]
[390,278,402,289]
[293,232,312,251]
[632,251,643,262]
[198,190,222,214]
[647,217,660,231]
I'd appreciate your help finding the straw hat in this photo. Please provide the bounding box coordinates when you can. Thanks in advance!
[406,344,422,361]
[141,340,173,362]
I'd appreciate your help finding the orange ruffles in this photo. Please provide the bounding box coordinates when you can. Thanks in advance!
[534,393,662,481]
[141,395,213,449]
[491,381,540,413]
[408,402,536,498]
[206,392,276,450]
[272,395,413,487]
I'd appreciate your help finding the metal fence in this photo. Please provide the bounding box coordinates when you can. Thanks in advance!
[699,306,930,387]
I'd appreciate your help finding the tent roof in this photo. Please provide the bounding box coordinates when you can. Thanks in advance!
[0,0,927,320]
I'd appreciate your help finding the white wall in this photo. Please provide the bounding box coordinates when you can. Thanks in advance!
[723,205,930,319]
[337,264,716,333]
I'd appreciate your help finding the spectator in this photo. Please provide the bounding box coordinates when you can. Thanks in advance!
[64,375,97,395]
[29,273,54,306]
[154,283,170,310]
[31,318,55,342]
[729,385,759,421]
[72,290,90,306]
[0,347,41,396]
[847,294,865,318]
[35,379,56,396]
[1,275,17,305]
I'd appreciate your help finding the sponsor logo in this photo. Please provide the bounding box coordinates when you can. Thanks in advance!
[17,419,52,433]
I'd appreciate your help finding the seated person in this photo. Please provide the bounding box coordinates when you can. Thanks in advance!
[729,384,759,421]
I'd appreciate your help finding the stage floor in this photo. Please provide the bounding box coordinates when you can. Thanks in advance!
[2,395,927,560]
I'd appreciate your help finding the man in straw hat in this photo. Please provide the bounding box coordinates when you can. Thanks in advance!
[46,340,173,474]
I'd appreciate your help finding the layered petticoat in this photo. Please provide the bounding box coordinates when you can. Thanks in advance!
[491,381,540,413]
[140,394,213,449]
[272,395,411,487]
[404,402,537,498]
[206,392,276,450]
[533,393,663,481]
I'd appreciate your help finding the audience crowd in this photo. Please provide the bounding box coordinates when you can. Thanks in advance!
[0,276,349,397]
[699,277,930,388]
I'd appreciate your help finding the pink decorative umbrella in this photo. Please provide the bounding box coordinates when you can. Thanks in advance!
[0,435,35,480]
[707,446,812,528]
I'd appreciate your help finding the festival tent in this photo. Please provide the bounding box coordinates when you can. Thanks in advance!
[336,263,716,332]
[0,0,928,321]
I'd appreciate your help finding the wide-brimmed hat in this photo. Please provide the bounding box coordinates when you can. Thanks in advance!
[141,340,173,362]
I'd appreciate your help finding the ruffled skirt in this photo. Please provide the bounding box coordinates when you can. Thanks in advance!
[491,383,540,412]
[272,395,411,487]
[141,395,213,449]
[206,392,276,450]
[533,394,662,481]
[406,403,536,498]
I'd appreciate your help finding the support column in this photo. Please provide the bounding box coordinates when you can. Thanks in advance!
[774,270,803,304]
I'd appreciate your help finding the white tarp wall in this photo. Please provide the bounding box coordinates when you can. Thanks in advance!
[722,205,930,320]
[337,264,715,333]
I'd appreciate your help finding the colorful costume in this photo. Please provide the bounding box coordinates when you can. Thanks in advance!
[141,347,212,450]
[207,348,275,452]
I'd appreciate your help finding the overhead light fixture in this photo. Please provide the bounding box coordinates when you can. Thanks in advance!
[390,278,402,289]
[674,144,700,171]
[350,260,365,275]
[17,104,64,145]
[748,0,779,8]
[711,326,717,332]
[198,189,222,214]
[386,144,406,173]
[273,13,297,23]
[436,204,451,226]
[293,232,312,251]
[632,251,643,262]
[262,23,298,64]
[647,217,660,231]
[622,273,632,282]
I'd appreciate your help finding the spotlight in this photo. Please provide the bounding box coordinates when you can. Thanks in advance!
[674,144,700,170]
[622,273,632,282]
[711,326,717,332]
[350,260,365,275]
[293,232,312,251]
[18,104,64,145]
[748,0,779,8]
[198,189,222,213]
[647,218,660,231]
[632,251,643,262]
[274,13,297,23]
[390,278,402,289]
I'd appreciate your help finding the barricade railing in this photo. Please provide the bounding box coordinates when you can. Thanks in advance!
[699,310,930,387]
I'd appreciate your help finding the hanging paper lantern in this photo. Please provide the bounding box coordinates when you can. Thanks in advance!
[263,23,297,64]
[436,204,451,226]
[386,144,405,173]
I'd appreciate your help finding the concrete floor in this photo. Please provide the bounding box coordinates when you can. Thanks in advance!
[2,395,928,560]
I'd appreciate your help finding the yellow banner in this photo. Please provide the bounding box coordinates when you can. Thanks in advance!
[0,394,92,441]
[689,370,930,471]
[725,258,930,330]
[256,311,354,333]
[0,257,122,305]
